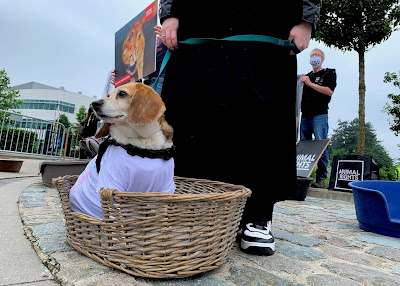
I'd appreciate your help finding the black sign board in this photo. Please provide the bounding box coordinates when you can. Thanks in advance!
[328,155,380,192]
[334,160,364,191]
[296,139,330,177]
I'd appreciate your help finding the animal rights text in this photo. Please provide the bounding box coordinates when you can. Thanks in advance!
[338,169,360,181]
[296,154,316,170]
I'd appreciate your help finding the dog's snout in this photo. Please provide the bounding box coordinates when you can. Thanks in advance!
[91,100,103,111]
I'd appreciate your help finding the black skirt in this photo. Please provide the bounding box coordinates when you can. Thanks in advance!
[161,41,297,223]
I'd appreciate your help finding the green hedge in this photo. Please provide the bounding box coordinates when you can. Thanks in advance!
[0,126,39,153]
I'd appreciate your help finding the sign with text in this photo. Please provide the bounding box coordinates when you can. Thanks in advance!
[334,160,364,191]
[328,155,379,191]
[114,1,158,87]
[296,139,330,177]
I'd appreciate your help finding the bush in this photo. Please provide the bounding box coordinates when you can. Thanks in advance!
[0,126,39,153]
[379,166,398,181]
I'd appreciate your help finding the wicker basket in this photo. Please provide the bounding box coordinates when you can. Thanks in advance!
[53,175,251,278]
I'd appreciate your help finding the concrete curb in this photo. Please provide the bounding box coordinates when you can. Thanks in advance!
[307,187,354,203]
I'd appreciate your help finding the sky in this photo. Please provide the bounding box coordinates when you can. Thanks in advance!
[1,0,399,162]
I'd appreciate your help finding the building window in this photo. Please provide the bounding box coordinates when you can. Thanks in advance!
[15,99,75,114]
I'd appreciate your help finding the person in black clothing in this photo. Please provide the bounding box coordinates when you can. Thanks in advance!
[78,105,99,138]
[300,48,337,188]
[159,0,321,256]
[77,105,103,159]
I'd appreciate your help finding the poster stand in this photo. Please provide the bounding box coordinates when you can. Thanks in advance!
[294,139,330,200]
[296,139,331,177]
[328,155,380,192]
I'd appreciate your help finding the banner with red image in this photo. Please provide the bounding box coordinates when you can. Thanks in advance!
[114,1,158,87]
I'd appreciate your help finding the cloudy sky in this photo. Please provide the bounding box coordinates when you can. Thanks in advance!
[1,1,399,161]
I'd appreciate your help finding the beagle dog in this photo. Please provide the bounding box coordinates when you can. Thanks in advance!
[69,83,175,219]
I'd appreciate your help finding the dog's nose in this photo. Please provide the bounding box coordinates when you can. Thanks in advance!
[91,100,103,111]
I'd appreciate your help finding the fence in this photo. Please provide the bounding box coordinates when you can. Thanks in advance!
[0,110,81,159]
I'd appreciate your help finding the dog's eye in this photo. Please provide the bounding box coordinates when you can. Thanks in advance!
[118,91,128,98]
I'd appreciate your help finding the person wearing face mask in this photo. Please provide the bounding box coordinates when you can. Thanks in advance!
[299,48,337,188]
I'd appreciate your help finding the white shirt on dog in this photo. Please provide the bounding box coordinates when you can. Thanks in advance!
[69,144,175,219]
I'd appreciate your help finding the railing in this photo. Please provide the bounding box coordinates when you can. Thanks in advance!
[63,126,81,159]
[0,110,81,159]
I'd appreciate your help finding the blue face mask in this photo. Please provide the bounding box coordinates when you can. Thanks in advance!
[310,56,322,68]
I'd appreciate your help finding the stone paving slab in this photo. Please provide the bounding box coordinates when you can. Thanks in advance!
[18,182,400,286]
[0,176,57,286]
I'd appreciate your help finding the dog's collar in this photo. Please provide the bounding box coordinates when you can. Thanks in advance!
[95,137,175,173]
[113,140,176,161]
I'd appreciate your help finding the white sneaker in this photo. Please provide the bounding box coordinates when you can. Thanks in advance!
[240,221,275,255]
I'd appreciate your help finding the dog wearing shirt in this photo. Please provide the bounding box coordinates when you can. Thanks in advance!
[69,83,175,219]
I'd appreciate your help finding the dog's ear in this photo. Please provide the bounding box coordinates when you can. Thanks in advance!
[129,84,166,124]
[95,122,110,138]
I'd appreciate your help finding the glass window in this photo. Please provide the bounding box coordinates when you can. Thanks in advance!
[17,99,75,114]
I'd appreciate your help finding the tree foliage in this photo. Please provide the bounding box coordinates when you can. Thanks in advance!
[0,69,23,112]
[315,0,400,155]
[57,113,71,129]
[383,71,400,136]
[330,118,397,180]
[76,105,88,124]
[316,1,400,53]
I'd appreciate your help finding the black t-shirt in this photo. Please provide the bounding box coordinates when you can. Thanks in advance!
[300,68,337,117]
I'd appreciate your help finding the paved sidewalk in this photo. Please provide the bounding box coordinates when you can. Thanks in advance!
[2,157,400,285]
[0,157,57,286]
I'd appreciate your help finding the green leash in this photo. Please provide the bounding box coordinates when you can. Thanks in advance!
[152,35,300,91]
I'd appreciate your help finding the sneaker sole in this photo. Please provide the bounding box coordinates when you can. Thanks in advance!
[240,239,275,256]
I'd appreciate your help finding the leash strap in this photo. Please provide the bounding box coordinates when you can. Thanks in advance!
[152,35,300,91]
[96,137,175,173]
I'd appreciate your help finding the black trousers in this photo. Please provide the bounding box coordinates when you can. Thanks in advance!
[161,42,297,224]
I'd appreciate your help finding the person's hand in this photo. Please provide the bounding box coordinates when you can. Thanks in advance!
[154,25,162,37]
[160,17,179,51]
[299,75,312,86]
[288,21,312,55]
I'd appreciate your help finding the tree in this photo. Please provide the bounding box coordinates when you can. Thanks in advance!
[0,69,23,112]
[383,71,400,136]
[330,118,397,180]
[76,105,88,124]
[315,0,400,155]
[57,113,71,129]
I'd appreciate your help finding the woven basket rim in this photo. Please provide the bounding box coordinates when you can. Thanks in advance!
[99,188,251,202]
[99,176,251,201]
[53,175,252,202]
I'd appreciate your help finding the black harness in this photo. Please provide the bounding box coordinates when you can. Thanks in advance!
[95,137,175,173]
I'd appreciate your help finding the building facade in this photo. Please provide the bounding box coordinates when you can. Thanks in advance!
[11,82,97,123]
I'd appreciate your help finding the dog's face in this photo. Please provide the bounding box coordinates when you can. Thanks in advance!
[92,82,165,126]
[91,82,172,145]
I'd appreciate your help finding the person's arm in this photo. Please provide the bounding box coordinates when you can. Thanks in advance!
[159,0,174,24]
[299,75,334,96]
[288,1,321,53]
[302,0,322,35]
[159,0,179,50]
[289,21,312,52]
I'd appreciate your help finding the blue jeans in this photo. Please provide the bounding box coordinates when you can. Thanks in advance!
[300,114,329,181]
